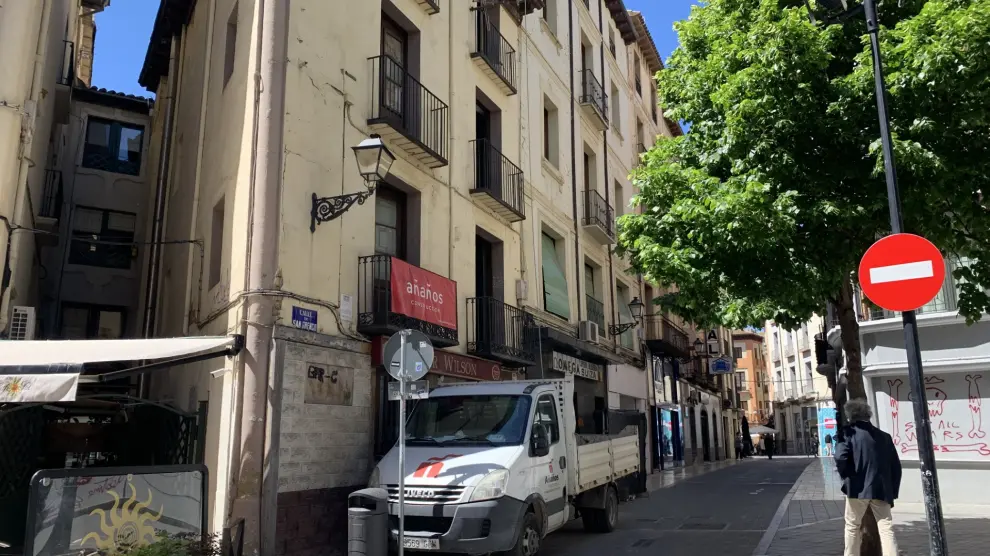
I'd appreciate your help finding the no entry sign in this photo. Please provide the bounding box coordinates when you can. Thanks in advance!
[858,233,946,312]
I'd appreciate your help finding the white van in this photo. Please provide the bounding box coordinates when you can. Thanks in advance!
[368,377,641,556]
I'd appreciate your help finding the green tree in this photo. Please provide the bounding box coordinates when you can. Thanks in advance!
[619,0,989,550]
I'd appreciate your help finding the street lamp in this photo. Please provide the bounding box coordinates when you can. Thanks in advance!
[805,1,948,553]
[608,297,645,336]
[311,134,396,232]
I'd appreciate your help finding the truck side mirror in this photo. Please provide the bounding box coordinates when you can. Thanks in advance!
[531,423,550,457]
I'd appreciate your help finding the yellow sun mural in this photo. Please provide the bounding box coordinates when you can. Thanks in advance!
[80,477,165,550]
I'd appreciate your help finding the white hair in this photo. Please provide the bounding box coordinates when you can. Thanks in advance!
[844,399,873,423]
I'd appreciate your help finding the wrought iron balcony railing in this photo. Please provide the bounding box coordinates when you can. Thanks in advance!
[470,138,525,222]
[356,255,458,347]
[586,295,605,333]
[368,55,449,168]
[864,258,974,321]
[467,296,536,368]
[39,170,63,219]
[582,189,615,243]
[579,69,608,126]
[472,10,517,94]
[643,315,690,359]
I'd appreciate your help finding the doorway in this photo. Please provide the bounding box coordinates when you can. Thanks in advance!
[700,409,711,462]
[475,233,505,354]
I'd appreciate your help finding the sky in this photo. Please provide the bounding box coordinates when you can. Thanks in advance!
[92,1,698,99]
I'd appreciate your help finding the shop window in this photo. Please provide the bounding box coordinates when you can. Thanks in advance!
[68,207,136,269]
[541,232,569,319]
[81,117,144,176]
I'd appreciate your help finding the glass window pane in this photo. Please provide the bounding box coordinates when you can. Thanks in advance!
[86,120,110,147]
[61,307,89,339]
[541,234,570,319]
[376,198,398,226]
[119,126,144,162]
[376,225,397,256]
[107,212,136,232]
[73,208,104,234]
[97,311,123,338]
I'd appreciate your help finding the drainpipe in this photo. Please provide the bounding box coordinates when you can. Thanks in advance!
[447,0,455,279]
[567,0,582,319]
[183,0,219,335]
[595,1,613,429]
[233,0,287,551]
[1,0,51,332]
[142,34,181,342]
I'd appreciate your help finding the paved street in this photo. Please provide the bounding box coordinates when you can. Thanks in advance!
[542,457,810,556]
[542,457,990,556]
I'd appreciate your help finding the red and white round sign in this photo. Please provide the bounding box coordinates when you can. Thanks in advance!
[858,233,946,312]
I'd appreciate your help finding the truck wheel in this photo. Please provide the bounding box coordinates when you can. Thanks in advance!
[581,486,618,533]
[503,511,541,556]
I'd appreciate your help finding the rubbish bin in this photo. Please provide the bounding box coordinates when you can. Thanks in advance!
[348,488,389,556]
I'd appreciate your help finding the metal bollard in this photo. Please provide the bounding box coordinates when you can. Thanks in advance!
[348,488,389,556]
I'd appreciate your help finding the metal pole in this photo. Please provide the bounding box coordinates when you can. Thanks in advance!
[398,330,408,556]
[863,0,947,552]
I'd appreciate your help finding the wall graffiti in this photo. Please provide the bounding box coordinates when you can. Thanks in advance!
[876,373,990,461]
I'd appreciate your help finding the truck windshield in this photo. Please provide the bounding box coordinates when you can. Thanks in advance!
[405,395,532,446]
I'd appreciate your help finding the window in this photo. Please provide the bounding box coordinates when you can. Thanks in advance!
[652,88,658,124]
[610,83,621,132]
[61,304,125,339]
[542,0,557,34]
[634,55,642,95]
[613,181,623,216]
[608,27,616,58]
[733,346,743,360]
[69,207,136,269]
[543,96,559,166]
[584,264,596,299]
[375,187,405,258]
[583,148,597,192]
[224,3,238,87]
[81,117,144,176]
[541,232,570,319]
[209,197,225,288]
[735,371,745,389]
[534,395,560,443]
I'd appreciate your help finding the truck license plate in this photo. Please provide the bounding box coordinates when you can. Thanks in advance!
[402,537,439,551]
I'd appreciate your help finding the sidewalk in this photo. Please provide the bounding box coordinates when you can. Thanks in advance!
[645,458,746,492]
[757,458,990,555]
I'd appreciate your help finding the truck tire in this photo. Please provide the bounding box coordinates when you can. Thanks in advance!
[502,511,542,556]
[581,485,618,533]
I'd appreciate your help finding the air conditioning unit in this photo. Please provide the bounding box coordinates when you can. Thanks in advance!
[9,306,37,340]
[578,320,599,344]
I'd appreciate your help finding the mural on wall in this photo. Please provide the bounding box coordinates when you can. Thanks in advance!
[817,406,837,457]
[876,373,989,460]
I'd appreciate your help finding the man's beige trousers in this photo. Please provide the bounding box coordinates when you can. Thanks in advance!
[844,498,900,556]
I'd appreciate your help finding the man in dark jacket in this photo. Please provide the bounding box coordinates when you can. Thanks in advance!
[834,399,902,556]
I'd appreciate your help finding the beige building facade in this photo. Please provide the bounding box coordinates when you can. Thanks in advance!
[732,330,771,425]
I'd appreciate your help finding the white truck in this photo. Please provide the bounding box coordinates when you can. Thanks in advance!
[368,377,641,556]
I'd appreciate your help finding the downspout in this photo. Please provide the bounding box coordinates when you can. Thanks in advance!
[141,34,181,340]
[567,0,582,319]
[517,6,529,292]
[2,0,51,332]
[234,0,288,551]
[599,3,617,354]
[448,1,455,278]
[183,0,218,334]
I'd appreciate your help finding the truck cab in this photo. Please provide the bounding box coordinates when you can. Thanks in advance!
[368,378,639,555]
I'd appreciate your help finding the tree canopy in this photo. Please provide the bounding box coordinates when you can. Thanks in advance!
[617,0,990,331]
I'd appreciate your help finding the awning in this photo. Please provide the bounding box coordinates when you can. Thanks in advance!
[0,335,243,403]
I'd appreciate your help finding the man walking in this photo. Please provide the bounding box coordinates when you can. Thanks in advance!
[835,399,902,556]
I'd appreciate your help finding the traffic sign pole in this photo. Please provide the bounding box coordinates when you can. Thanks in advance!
[397,330,408,556]
[862,0,947,550]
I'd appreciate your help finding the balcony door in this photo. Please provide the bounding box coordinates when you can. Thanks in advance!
[476,234,506,353]
[382,15,414,133]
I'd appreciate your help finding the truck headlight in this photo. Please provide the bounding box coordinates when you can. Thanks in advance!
[469,469,508,502]
[368,467,381,488]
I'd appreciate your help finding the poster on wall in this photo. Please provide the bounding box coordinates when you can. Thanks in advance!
[817,406,837,457]
[875,373,990,461]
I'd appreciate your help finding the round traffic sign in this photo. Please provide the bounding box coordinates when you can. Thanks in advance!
[383,329,434,381]
[858,233,946,312]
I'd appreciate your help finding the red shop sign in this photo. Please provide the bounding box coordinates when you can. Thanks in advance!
[390,258,457,329]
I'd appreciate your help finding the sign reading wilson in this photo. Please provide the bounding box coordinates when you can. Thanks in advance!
[390,258,457,329]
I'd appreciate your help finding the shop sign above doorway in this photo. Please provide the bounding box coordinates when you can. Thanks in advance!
[550,351,602,382]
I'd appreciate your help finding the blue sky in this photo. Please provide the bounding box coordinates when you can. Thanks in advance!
[92,0,698,98]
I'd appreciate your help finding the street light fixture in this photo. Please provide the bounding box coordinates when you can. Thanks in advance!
[608,297,645,336]
[311,134,396,232]
[805,1,948,553]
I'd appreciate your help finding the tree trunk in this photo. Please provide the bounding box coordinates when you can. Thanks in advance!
[835,278,882,556]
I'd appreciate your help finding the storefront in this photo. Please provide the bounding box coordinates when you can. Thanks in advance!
[543,350,607,434]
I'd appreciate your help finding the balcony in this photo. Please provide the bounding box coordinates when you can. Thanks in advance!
[863,258,972,321]
[586,295,605,334]
[368,56,449,169]
[581,189,615,244]
[54,40,74,124]
[356,255,458,348]
[471,10,517,95]
[579,69,608,131]
[466,297,536,368]
[470,139,525,223]
[644,315,690,359]
[414,0,440,15]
